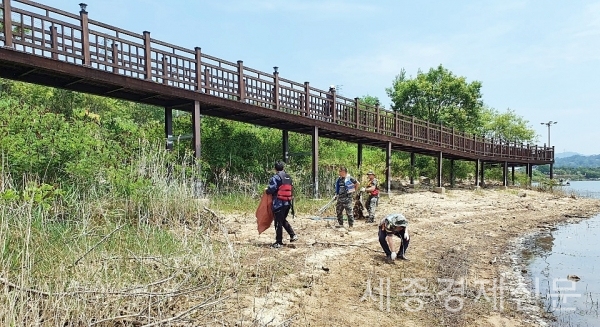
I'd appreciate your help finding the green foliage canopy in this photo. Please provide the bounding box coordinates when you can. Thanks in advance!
[386,65,484,132]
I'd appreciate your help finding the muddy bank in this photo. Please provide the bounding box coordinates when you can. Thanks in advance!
[213,188,600,326]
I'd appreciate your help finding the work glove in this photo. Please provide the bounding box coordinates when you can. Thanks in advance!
[390,252,397,260]
[360,187,366,192]
[333,195,338,200]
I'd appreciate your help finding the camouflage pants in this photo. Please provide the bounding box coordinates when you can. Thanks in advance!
[336,194,354,226]
[365,196,378,222]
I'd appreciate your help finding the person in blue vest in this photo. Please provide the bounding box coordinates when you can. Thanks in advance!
[266,161,298,248]
[379,213,410,261]
[334,166,360,228]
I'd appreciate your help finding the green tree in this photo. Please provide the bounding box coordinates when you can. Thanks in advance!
[386,65,484,132]
[480,107,536,144]
[358,95,381,110]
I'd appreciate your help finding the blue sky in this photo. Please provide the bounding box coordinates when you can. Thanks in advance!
[42,0,600,155]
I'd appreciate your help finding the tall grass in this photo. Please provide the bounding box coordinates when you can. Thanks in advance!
[0,143,240,326]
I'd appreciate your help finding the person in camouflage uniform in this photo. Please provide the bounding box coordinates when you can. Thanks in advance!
[334,166,360,228]
[362,171,380,223]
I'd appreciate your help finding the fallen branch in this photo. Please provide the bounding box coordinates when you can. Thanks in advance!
[141,296,230,327]
[121,275,176,293]
[73,224,125,266]
[1,277,214,298]
[89,312,143,326]
[203,206,220,219]
[311,241,383,253]
[0,277,50,297]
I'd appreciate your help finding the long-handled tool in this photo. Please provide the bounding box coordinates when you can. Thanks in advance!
[316,196,337,217]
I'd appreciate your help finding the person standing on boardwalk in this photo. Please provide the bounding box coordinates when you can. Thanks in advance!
[265,161,298,248]
[360,171,380,223]
[335,166,359,228]
[379,213,410,262]
[324,85,335,122]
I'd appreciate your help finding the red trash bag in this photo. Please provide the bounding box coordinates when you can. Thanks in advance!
[256,193,274,235]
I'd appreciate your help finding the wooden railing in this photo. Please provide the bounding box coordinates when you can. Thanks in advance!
[0,0,554,163]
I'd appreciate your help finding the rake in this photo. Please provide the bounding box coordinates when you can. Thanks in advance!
[314,196,337,218]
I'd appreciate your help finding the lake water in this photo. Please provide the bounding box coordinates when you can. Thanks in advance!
[527,181,600,326]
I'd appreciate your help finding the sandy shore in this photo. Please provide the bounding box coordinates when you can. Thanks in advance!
[215,188,600,326]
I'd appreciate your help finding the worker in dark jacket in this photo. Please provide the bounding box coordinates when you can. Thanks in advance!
[379,213,410,261]
[265,161,298,248]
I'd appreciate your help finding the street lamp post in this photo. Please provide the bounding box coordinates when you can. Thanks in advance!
[540,121,557,180]
[540,121,557,147]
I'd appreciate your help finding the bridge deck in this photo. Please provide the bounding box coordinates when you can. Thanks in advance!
[0,0,553,165]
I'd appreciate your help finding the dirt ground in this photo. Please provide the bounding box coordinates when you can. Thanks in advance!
[213,187,600,327]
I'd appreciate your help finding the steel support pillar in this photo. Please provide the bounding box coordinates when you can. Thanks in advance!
[192,101,201,159]
[502,161,508,186]
[437,151,443,188]
[385,142,392,193]
[357,143,363,170]
[512,166,515,186]
[480,161,485,187]
[282,130,289,163]
[450,159,455,188]
[312,126,319,198]
[410,152,415,185]
[165,107,173,150]
[475,159,480,187]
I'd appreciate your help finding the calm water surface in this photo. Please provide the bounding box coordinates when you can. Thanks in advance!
[527,181,600,326]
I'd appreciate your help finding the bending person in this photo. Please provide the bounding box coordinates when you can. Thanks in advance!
[379,213,410,261]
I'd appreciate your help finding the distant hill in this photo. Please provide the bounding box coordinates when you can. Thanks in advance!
[555,154,600,168]
[555,151,582,159]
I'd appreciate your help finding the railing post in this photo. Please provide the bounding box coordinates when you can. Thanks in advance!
[304,82,310,117]
[543,144,546,160]
[439,122,443,146]
[451,128,455,149]
[376,104,380,133]
[161,56,168,85]
[144,31,152,80]
[237,61,245,102]
[2,0,13,48]
[79,4,90,65]
[426,121,430,143]
[331,88,337,123]
[394,111,399,136]
[204,68,211,94]
[354,97,360,129]
[520,143,524,159]
[111,43,119,73]
[473,135,476,153]
[143,31,152,80]
[194,47,201,92]
[535,145,538,160]
[273,66,279,110]
[411,116,415,141]
[50,26,58,60]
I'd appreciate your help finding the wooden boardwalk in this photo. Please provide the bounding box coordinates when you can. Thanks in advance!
[0,0,554,193]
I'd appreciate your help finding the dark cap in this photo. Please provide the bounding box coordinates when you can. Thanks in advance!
[274,161,285,171]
